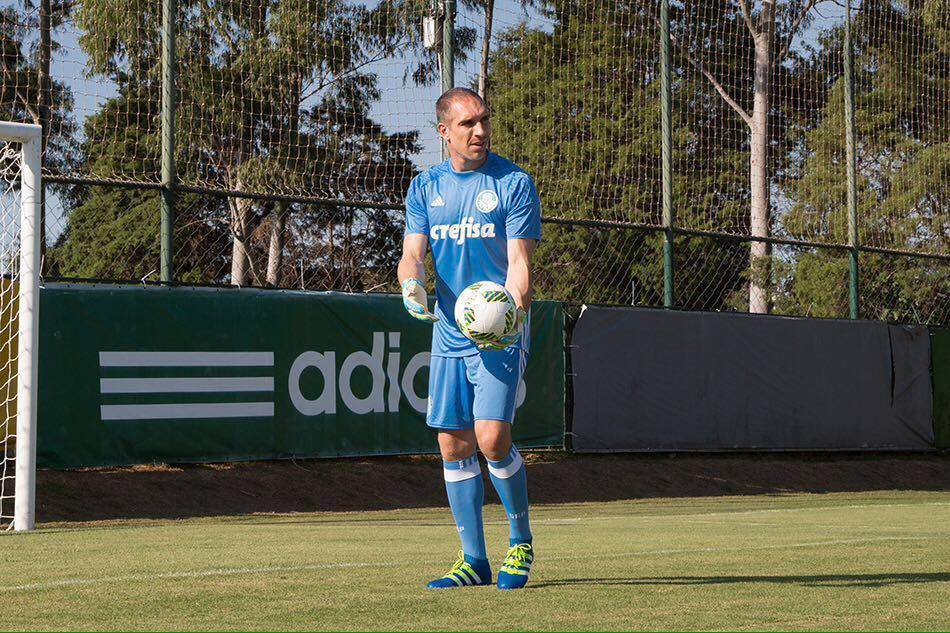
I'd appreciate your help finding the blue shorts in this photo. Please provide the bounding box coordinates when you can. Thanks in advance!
[426,346,526,430]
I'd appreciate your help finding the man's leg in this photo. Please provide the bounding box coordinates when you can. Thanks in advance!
[476,421,532,549]
[476,420,534,589]
[425,355,490,588]
[438,430,488,564]
[470,345,534,590]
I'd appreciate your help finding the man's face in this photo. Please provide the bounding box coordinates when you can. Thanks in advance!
[438,95,492,166]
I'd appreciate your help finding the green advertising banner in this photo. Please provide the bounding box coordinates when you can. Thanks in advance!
[37,285,565,468]
[932,328,950,449]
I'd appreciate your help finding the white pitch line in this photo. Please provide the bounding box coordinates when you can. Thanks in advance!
[99,352,274,367]
[519,501,950,525]
[100,377,275,394]
[327,501,950,529]
[0,561,407,593]
[0,536,932,593]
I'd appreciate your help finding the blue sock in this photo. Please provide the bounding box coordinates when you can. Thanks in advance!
[487,445,532,546]
[443,453,488,563]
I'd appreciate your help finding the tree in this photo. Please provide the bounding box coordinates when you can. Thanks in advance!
[670,0,832,313]
[44,92,233,281]
[0,2,76,176]
[487,7,659,304]
[487,1,825,309]
[780,0,949,323]
[51,0,425,288]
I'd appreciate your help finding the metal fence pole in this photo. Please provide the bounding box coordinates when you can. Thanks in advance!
[442,0,455,92]
[160,0,177,282]
[844,0,859,319]
[660,0,675,307]
[441,0,455,161]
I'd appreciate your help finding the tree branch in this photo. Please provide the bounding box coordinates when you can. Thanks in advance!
[1,65,40,122]
[299,45,397,103]
[775,0,817,65]
[198,0,238,56]
[737,0,758,36]
[662,22,753,128]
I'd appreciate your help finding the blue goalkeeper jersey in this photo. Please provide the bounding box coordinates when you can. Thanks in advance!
[404,152,542,357]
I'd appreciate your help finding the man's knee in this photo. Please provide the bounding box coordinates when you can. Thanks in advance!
[474,421,512,461]
[438,429,478,461]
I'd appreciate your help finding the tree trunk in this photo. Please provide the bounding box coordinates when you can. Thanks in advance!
[344,213,353,290]
[264,69,299,286]
[478,0,494,102]
[266,201,287,286]
[327,218,335,290]
[748,5,774,314]
[229,194,251,285]
[226,5,269,288]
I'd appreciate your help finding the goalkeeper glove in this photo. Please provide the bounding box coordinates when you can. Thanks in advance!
[401,278,439,323]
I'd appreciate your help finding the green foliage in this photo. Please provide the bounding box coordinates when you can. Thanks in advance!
[490,10,662,227]
[860,253,950,324]
[59,0,434,287]
[47,94,233,281]
[674,236,750,312]
[28,0,948,322]
[488,6,665,305]
[488,1,820,308]
[782,0,948,322]
[488,0,944,320]
[773,250,850,319]
[45,186,160,279]
[533,224,663,305]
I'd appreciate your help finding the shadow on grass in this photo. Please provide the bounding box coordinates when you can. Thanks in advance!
[529,572,950,589]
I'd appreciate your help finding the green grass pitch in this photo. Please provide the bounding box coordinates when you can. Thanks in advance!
[3,491,948,631]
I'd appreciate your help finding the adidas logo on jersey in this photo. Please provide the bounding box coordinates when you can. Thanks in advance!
[430,195,445,207]
[429,216,496,245]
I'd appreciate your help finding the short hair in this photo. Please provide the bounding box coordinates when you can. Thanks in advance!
[436,88,486,124]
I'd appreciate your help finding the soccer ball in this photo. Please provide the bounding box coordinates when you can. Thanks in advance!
[454,281,518,348]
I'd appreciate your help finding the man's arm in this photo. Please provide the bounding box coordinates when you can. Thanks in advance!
[505,238,536,310]
[398,233,429,285]
[398,233,438,323]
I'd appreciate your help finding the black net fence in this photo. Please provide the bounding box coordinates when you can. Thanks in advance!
[0,0,946,322]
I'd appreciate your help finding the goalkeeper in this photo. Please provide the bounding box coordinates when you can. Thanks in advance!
[397,88,541,591]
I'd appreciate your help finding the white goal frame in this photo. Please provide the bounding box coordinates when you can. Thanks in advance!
[0,122,41,531]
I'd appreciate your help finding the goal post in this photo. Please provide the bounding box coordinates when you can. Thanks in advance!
[0,121,42,532]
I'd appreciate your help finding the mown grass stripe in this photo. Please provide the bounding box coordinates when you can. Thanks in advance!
[0,536,930,593]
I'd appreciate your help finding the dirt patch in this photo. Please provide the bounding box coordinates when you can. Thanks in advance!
[36,452,950,523]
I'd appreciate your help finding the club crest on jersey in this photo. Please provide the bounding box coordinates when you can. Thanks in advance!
[475,190,499,213]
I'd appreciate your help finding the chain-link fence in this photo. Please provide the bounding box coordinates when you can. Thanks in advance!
[1,0,947,323]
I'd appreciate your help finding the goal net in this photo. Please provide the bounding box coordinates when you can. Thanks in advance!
[0,122,41,532]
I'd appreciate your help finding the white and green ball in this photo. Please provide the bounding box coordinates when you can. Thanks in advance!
[454,281,518,348]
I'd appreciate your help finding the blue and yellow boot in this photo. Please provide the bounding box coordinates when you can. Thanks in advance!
[427,551,492,589]
[497,543,533,590]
